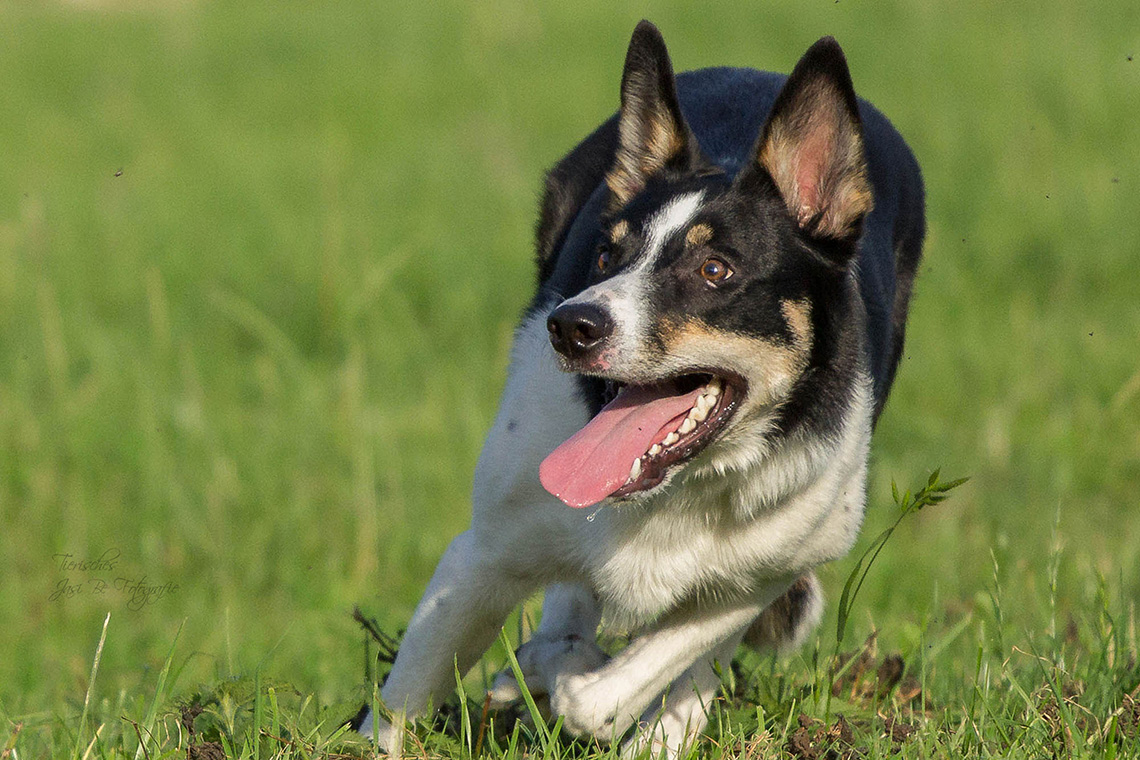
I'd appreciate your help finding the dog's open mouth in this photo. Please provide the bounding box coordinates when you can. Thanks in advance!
[539,372,742,508]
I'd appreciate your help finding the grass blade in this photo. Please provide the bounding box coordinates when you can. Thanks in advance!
[133,619,184,760]
[73,612,110,760]
[454,657,472,756]
[498,628,551,749]
[252,669,263,760]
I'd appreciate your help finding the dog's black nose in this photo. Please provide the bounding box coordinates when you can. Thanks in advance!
[547,303,614,359]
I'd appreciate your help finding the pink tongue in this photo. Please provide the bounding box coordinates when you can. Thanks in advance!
[539,383,704,508]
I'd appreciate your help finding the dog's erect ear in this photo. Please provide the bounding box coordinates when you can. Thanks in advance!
[605,21,704,208]
[750,37,872,242]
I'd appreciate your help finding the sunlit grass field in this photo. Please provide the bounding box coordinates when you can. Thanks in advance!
[1,1,1137,757]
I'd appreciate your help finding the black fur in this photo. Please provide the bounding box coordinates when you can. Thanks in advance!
[743,572,820,650]
[535,119,619,287]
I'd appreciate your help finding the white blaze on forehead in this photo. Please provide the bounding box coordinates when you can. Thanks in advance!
[639,191,705,269]
[592,190,703,367]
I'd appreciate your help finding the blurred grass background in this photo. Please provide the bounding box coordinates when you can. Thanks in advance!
[0,0,1137,734]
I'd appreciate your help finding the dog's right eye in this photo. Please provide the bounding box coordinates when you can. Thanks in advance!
[700,257,733,284]
[596,243,612,273]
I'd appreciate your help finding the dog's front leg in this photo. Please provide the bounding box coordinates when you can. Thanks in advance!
[487,583,608,709]
[549,579,792,745]
[361,530,534,747]
[623,632,743,758]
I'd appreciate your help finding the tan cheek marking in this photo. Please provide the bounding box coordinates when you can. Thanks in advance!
[685,223,713,247]
[610,220,630,243]
[659,319,808,406]
[781,299,813,355]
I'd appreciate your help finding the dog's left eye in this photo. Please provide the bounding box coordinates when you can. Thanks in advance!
[700,257,732,284]
[597,243,612,273]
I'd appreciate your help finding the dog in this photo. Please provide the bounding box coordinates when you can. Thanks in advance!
[357,20,924,756]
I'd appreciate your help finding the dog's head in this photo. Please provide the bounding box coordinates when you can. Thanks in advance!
[540,22,873,509]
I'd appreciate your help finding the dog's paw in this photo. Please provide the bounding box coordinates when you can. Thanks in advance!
[352,707,401,751]
[620,701,708,759]
[622,723,696,760]
[549,672,622,741]
[487,634,609,710]
[488,672,554,723]
[487,670,526,708]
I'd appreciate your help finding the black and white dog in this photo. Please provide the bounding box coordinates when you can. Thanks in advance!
[359,21,923,756]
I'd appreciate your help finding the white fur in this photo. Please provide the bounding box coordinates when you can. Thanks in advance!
[627,634,742,757]
[641,191,705,268]
[362,282,875,755]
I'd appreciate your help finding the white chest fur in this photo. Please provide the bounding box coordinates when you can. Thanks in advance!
[579,380,873,628]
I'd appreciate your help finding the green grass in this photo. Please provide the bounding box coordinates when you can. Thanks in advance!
[0,0,1137,757]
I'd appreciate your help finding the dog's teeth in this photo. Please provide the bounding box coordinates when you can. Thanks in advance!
[679,417,696,435]
[696,394,711,413]
[629,457,642,481]
[648,444,662,457]
[692,405,709,423]
[707,379,722,397]
[663,431,680,446]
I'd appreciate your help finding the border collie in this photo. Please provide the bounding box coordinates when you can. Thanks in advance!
[358,20,923,757]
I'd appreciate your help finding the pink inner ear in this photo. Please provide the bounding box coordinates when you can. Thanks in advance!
[793,127,834,217]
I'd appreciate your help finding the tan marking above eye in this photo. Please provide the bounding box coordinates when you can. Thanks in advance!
[610,220,630,242]
[685,223,713,247]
